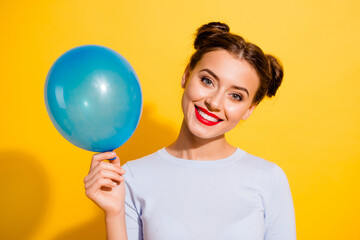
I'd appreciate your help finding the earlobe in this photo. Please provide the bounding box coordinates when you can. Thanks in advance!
[242,104,256,120]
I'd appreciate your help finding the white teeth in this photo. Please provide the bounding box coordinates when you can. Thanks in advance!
[197,108,219,122]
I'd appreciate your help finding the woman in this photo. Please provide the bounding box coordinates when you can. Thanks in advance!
[84,22,296,240]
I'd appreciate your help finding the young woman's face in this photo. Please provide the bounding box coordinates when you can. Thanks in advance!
[181,49,260,139]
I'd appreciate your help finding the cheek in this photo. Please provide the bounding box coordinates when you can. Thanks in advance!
[184,82,209,102]
[181,91,187,113]
[225,104,249,122]
[181,88,194,115]
[183,84,204,104]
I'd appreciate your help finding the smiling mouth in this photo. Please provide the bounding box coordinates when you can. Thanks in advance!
[194,105,223,126]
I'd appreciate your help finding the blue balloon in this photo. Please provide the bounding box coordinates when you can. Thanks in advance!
[44,45,142,152]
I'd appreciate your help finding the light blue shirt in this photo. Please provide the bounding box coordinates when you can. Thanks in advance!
[122,148,296,240]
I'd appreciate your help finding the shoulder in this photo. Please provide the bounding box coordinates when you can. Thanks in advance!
[121,149,164,178]
[238,150,290,187]
[240,150,277,172]
[241,151,292,194]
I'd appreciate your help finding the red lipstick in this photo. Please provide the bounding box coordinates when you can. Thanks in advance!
[194,105,223,126]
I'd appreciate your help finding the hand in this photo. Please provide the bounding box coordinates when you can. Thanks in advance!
[84,151,126,216]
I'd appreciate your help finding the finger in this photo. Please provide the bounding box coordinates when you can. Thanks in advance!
[86,178,117,198]
[90,151,117,169]
[83,156,126,183]
[86,159,125,181]
[85,169,124,189]
[109,155,121,167]
[94,178,118,191]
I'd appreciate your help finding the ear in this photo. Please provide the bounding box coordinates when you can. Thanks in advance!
[241,104,257,120]
[181,65,190,89]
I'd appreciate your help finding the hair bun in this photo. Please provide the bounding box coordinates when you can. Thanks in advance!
[203,22,230,33]
[266,54,284,97]
[194,22,230,50]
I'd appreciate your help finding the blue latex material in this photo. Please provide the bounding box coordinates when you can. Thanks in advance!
[44,45,142,153]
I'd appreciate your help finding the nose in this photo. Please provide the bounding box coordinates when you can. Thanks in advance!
[204,91,224,112]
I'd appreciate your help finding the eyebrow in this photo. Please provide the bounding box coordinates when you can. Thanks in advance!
[199,68,249,97]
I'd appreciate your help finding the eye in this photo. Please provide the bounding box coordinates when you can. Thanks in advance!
[201,77,213,86]
[231,93,243,101]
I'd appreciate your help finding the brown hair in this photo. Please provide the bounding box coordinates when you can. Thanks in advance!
[188,22,284,104]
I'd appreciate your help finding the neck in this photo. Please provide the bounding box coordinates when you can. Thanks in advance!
[166,119,236,160]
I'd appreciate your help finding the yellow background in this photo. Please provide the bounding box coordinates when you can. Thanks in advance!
[1,0,359,239]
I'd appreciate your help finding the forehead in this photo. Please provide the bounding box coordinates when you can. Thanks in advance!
[193,49,260,92]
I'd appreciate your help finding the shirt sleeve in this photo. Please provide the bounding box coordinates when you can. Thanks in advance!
[122,163,143,240]
[264,164,296,240]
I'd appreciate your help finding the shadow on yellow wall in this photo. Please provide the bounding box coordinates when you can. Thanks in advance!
[0,151,50,240]
[117,103,179,161]
[54,103,178,239]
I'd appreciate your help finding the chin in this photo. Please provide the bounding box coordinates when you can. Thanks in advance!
[187,121,226,140]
